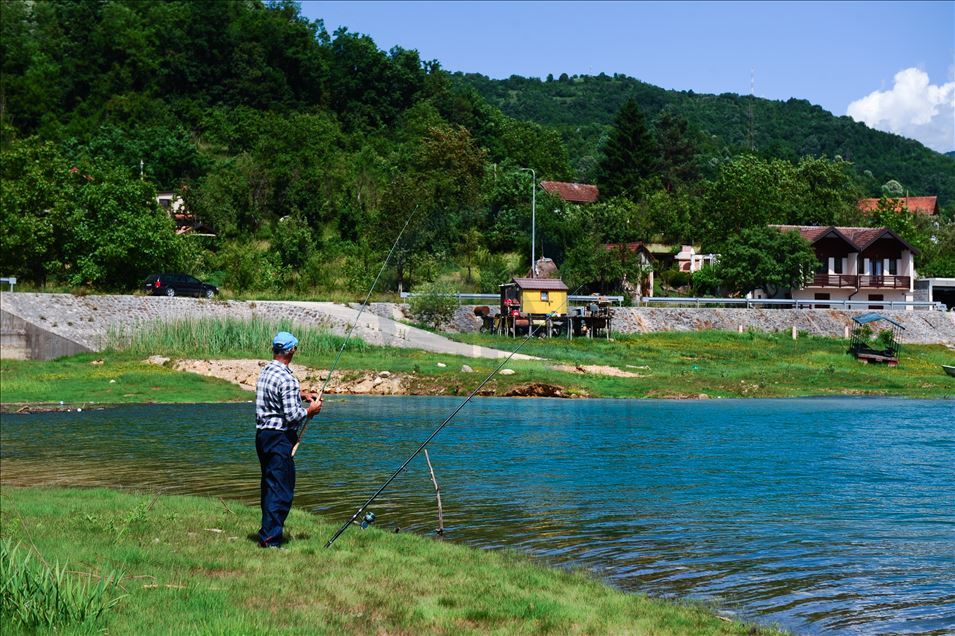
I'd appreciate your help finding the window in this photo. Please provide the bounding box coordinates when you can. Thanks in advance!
[540,291,549,301]
[869,294,884,310]
[814,292,830,309]
[833,258,843,274]
[888,259,898,275]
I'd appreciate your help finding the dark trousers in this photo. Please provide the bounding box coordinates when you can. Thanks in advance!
[256,428,297,546]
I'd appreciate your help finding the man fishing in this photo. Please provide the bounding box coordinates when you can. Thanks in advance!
[255,331,322,548]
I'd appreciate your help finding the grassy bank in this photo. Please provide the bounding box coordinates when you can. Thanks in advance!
[2,319,953,408]
[451,330,955,399]
[0,487,778,634]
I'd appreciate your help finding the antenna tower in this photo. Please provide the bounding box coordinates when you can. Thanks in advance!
[747,68,756,151]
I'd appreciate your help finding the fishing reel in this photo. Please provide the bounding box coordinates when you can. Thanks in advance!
[358,511,376,529]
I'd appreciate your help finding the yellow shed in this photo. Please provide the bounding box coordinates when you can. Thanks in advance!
[510,277,569,315]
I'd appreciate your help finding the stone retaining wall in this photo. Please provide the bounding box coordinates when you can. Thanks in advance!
[2,293,951,361]
[440,303,954,344]
[611,307,955,344]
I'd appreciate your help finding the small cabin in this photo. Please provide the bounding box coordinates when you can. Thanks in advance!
[502,278,569,316]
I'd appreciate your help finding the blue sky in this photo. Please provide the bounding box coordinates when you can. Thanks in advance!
[300,1,955,153]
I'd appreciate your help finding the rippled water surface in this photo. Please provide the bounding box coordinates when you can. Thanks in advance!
[3,397,954,634]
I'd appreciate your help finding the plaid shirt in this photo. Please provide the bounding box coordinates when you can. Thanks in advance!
[255,360,308,431]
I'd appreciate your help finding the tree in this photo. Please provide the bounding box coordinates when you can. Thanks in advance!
[455,227,483,283]
[882,180,905,196]
[0,139,70,285]
[716,226,819,296]
[700,154,800,251]
[867,195,934,267]
[791,156,864,226]
[560,233,648,294]
[0,137,182,289]
[652,108,700,191]
[595,97,658,197]
[64,163,183,289]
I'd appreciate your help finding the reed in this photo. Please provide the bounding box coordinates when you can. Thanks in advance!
[0,539,124,632]
[108,317,366,358]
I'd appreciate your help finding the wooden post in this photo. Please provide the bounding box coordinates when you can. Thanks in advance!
[424,449,444,535]
[792,326,798,340]
[844,325,850,338]
[738,324,743,333]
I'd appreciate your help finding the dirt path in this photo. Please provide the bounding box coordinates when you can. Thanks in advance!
[151,357,646,399]
[166,358,407,395]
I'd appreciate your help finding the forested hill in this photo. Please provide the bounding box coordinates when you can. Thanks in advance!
[455,73,955,202]
[2,0,953,293]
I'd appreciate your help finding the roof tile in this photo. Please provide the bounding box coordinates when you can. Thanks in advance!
[857,196,938,215]
[540,181,599,203]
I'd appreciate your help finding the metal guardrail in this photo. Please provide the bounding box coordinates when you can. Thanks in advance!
[639,296,947,311]
[0,277,16,292]
[399,292,625,304]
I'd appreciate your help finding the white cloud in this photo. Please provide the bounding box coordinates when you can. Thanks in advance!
[847,68,955,153]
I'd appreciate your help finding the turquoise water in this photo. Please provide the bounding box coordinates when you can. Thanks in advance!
[2,397,953,634]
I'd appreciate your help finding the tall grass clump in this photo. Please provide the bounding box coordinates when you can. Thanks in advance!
[108,317,366,358]
[0,539,124,631]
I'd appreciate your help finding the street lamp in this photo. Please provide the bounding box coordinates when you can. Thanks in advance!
[518,168,537,277]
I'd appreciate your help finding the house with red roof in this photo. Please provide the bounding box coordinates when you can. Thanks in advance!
[767,225,918,308]
[539,181,599,204]
[858,196,939,216]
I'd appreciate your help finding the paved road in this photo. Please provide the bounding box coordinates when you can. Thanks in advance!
[269,301,537,360]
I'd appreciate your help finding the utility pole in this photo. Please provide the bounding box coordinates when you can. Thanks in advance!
[519,168,536,277]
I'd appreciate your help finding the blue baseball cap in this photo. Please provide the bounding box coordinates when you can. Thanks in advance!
[272,331,299,352]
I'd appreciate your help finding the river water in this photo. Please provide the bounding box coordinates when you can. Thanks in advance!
[2,396,953,634]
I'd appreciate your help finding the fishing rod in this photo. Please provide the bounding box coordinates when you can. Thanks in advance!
[292,204,418,458]
[324,284,586,548]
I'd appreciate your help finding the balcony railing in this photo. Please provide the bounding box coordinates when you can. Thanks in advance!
[858,275,910,289]
[810,274,910,289]
[811,274,857,287]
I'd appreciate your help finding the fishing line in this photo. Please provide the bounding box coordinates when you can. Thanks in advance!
[292,204,418,457]
[324,284,587,548]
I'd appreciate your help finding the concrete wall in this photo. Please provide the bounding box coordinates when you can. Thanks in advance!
[1,309,92,360]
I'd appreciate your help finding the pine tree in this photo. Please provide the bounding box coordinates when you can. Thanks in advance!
[596,98,658,197]
[653,108,699,191]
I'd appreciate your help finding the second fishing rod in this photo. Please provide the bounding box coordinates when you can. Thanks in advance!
[324,285,585,548]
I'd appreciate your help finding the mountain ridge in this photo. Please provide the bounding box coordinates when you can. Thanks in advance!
[454,72,955,203]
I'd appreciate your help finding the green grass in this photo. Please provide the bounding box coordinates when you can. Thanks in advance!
[2,320,952,408]
[0,353,251,406]
[0,487,781,635]
[448,330,955,399]
[1,538,124,633]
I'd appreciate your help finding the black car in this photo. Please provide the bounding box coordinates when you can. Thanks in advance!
[144,273,218,298]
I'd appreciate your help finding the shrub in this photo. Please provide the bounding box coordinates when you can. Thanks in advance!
[668,270,691,288]
[409,282,458,329]
[876,329,896,350]
[690,267,719,296]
